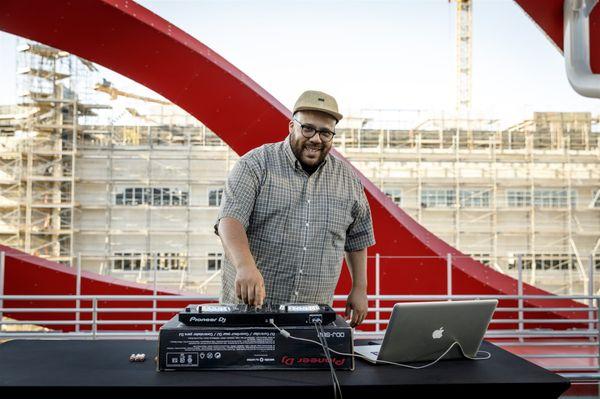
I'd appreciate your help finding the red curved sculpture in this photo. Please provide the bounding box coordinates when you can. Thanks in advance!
[0,0,593,332]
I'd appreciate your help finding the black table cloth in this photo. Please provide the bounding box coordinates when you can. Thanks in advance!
[0,339,569,398]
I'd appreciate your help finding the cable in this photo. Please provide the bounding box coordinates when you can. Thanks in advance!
[270,319,491,399]
[314,322,341,399]
[269,318,341,399]
[269,320,491,371]
[316,324,337,399]
[319,322,342,395]
[313,322,333,398]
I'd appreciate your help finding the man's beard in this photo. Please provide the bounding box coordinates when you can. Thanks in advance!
[290,136,329,171]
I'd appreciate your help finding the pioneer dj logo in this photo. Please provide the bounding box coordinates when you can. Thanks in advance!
[189,316,227,324]
[281,356,346,367]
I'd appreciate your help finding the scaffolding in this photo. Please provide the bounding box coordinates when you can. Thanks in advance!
[0,42,109,266]
[0,105,25,249]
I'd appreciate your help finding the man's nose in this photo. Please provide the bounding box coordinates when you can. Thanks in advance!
[308,133,323,145]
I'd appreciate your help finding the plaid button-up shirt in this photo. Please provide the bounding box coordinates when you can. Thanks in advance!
[214,135,375,305]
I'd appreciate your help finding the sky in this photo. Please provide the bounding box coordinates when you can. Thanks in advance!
[0,0,598,124]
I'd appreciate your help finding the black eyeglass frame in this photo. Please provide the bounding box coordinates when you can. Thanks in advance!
[293,117,336,142]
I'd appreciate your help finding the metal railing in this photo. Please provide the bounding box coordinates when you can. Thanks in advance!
[1,293,600,377]
[1,251,599,380]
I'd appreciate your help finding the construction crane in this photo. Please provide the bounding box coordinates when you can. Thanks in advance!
[452,0,472,117]
[95,78,171,105]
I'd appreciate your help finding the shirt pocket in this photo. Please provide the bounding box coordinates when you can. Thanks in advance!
[254,173,293,221]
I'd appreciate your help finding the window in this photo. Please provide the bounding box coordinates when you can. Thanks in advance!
[384,189,402,206]
[421,189,455,208]
[181,191,189,206]
[207,252,222,271]
[460,189,490,208]
[172,189,181,206]
[156,252,186,270]
[507,254,576,270]
[115,187,189,206]
[133,187,144,205]
[533,189,576,208]
[112,252,145,271]
[112,252,186,271]
[507,190,531,207]
[592,189,600,208]
[209,188,224,207]
[507,189,576,208]
[162,188,170,205]
[123,253,131,270]
[170,253,187,270]
[124,188,134,205]
[153,188,162,205]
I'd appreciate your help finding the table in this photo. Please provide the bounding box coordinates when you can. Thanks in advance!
[0,339,570,398]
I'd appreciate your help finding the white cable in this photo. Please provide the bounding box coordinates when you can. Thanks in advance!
[317,322,343,399]
[314,322,341,399]
[270,319,342,399]
[269,320,491,370]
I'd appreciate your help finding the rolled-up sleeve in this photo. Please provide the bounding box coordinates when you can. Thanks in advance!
[213,159,259,236]
[344,184,376,252]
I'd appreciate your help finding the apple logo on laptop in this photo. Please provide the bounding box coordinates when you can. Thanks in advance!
[432,327,444,339]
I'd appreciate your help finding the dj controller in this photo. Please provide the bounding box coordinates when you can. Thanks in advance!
[158,302,353,371]
[178,303,337,327]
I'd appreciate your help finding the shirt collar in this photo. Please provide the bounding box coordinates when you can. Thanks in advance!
[283,135,328,174]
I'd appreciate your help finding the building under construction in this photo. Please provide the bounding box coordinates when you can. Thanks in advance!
[0,42,598,296]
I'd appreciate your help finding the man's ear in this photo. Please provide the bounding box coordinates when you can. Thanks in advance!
[288,120,294,134]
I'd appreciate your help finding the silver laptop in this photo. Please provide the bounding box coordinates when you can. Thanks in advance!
[354,299,497,363]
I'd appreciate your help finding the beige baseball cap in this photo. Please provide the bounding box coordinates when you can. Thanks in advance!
[292,90,343,123]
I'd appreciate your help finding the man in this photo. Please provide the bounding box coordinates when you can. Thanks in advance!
[214,90,375,327]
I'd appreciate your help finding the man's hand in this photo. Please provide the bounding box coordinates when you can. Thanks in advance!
[235,264,266,307]
[345,288,368,327]
[217,217,265,306]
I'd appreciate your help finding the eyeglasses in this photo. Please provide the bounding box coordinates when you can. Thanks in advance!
[293,117,336,142]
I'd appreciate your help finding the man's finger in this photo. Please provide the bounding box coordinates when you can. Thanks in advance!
[235,281,242,299]
[344,303,352,319]
[351,310,359,327]
[254,284,263,307]
[357,312,366,327]
[240,283,248,304]
[247,284,256,306]
[259,284,266,307]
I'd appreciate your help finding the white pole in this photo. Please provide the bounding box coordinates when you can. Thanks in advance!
[76,252,81,332]
[375,253,380,332]
[153,255,158,332]
[92,298,97,339]
[0,251,4,331]
[589,254,595,333]
[447,253,452,299]
[517,254,524,342]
